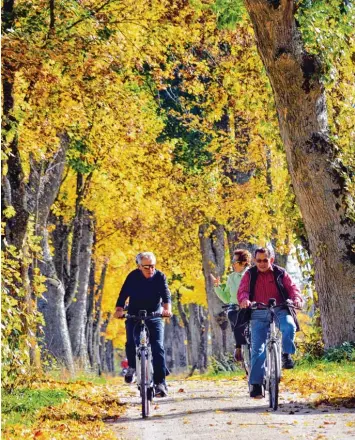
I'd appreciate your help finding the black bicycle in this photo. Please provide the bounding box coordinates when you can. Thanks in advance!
[123,310,163,418]
[221,303,251,375]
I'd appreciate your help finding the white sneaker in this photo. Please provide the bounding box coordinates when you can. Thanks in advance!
[155,382,168,397]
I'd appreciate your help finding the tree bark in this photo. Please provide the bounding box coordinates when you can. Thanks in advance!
[67,210,94,369]
[164,315,188,373]
[244,0,355,346]
[86,259,96,368]
[35,133,74,373]
[91,262,108,374]
[177,294,193,366]
[199,222,234,358]
[188,303,208,373]
[64,174,85,310]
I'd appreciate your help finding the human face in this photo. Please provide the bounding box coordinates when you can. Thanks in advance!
[232,260,246,273]
[139,257,156,279]
[254,252,274,272]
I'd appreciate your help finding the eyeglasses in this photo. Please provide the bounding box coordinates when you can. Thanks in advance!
[256,258,269,263]
[141,264,155,269]
[233,260,242,264]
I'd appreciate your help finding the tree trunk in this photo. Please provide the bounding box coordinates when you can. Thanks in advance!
[92,262,108,374]
[86,259,96,368]
[177,294,193,366]
[244,0,355,346]
[64,174,85,310]
[199,222,234,358]
[35,134,74,373]
[164,316,188,373]
[105,339,115,374]
[67,210,94,369]
[188,303,208,373]
[99,317,110,373]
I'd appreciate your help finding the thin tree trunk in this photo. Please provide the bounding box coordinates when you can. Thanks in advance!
[177,294,193,366]
[244,0,355,346]
[67,210,94,369]
[92,262,108,374]
[86,259,96,368]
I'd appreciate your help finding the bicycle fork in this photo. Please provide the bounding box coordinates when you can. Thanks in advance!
[136,346,153,389]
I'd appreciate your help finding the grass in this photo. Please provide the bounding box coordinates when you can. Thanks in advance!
[294,358,355,374]
[1,388,68,426]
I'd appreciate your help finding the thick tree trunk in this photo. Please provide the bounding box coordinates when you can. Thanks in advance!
[164,315,188,373]
[199,222,234,358]
[35,134,74,373]
[37,227,74,373]
[67,210,94,369]
[244,0,355,346]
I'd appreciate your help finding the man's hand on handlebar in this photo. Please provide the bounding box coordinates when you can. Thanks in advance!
[240,299,251,309]
[292,299,303,309]
[162,309,172,317]
[114,307,124,319]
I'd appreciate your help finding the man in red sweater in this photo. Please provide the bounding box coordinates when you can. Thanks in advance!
[238,247,303,399]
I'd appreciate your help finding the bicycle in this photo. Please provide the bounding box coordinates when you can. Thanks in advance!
[221,304,251,373]
[123,310,165,418]
[249,298,299,410]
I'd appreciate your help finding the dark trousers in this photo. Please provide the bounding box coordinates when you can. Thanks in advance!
[227,309,248,347]
[125,317,167,384]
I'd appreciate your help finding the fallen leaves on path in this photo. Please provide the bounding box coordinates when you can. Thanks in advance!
[2,378,126,440]
[281,365,355,408]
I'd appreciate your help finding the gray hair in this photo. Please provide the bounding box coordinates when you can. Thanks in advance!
[136,252,156,265]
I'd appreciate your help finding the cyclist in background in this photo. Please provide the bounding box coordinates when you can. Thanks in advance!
[210,249,252,362]
[114,252,172,397]
[238,247,303,399]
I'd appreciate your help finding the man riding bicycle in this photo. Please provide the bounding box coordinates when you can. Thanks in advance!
[238,247,303,399]
[114,252,172,397]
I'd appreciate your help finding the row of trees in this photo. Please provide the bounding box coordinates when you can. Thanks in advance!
[2,0,354,383]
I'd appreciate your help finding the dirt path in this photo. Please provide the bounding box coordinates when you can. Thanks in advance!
[109,378,355,440]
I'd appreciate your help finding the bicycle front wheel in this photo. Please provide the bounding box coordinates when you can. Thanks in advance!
[268,342,280,411]
[241,344,251,377]
[140,351,150,418]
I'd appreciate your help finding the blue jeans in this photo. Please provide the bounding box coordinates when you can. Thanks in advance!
[249,309,296,385]
[125,317,167,384]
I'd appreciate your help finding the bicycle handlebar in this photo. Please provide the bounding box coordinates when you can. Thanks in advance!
[120,312,171,319]
[221,304,240,310]
[250,299,301,310]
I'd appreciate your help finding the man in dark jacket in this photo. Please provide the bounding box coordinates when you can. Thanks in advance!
[114,252,172,397]
[238,247,303,399]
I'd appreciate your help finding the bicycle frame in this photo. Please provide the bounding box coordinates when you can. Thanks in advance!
[125,310,157,418]
[264,304,282,393]
[135,319,154,394]
[249,299,289,410]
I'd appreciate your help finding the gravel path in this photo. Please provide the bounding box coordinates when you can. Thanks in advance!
[109,378,355,440]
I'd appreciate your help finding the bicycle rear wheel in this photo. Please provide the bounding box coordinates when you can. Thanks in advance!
[268,342,280,410]
[141,351,150,418]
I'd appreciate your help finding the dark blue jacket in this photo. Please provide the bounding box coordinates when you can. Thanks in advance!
[116,269,171,315]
